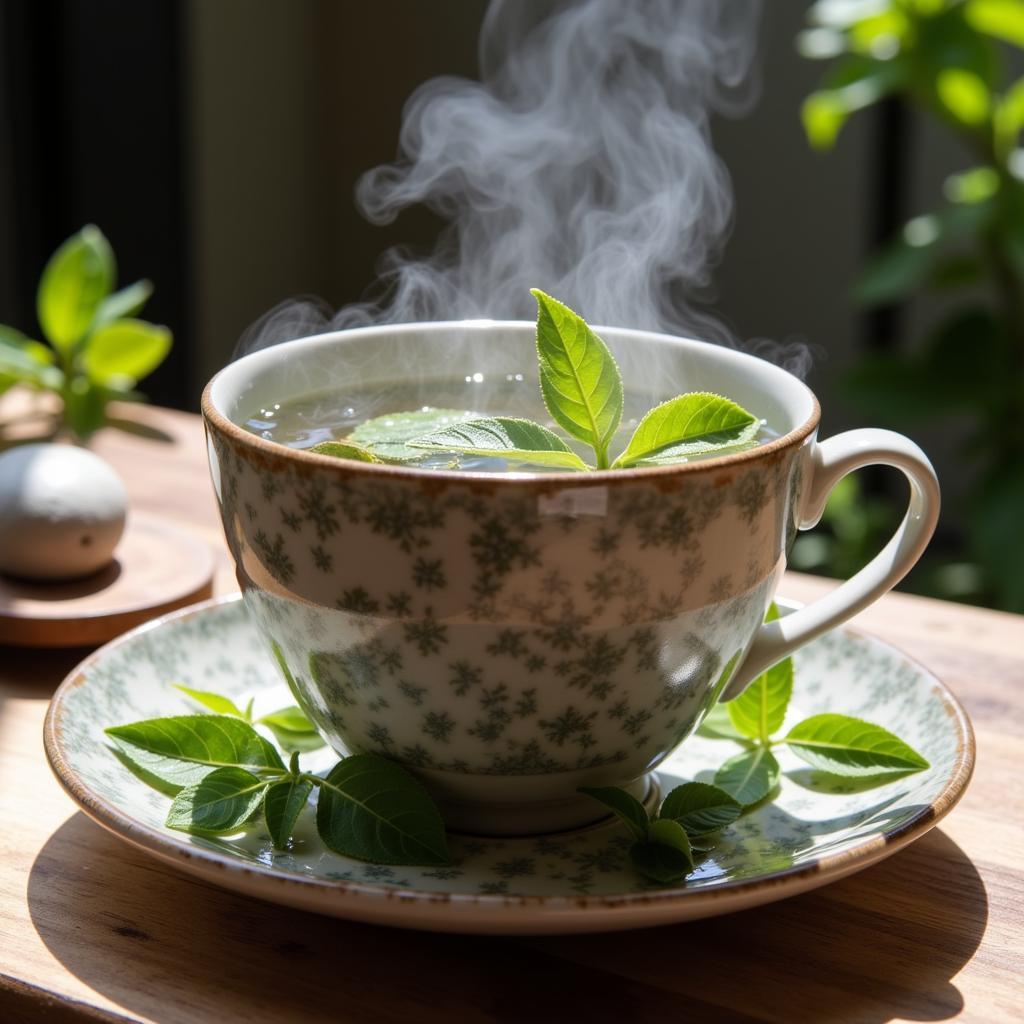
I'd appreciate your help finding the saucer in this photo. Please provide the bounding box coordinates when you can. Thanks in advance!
[44,595,974,934]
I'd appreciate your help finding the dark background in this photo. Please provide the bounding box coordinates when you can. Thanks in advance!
[0,0,967,506]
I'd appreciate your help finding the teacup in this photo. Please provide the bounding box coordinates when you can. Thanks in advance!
[202,322,939,834]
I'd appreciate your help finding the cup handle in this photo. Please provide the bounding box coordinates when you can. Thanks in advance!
[720,428,941,701]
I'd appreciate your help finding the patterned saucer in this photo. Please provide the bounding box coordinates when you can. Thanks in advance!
[44,595,973,935]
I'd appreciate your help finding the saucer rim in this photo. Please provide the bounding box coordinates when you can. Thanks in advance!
[43,594,976,934]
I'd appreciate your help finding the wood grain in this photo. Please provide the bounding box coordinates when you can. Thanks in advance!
[1,402,1021,1024]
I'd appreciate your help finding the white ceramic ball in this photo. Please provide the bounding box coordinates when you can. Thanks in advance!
[0,443,128,580]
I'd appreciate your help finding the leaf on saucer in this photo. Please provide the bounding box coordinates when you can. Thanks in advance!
[783,714,930,776]
[726,658,793,743]
[264,775,314,849]
[630,819,694,883]
[409,417,590,471]
[106,715,285,792]
[612,392,758,468]
[173,684,245,718]
[578,786,649,841]
[258,706,326,753]
[350,408,481,462]
[659,782,742,837]
[166,767,267,835]
[695,702,746,741]
[316,754,449,865]
[714,747,780,807]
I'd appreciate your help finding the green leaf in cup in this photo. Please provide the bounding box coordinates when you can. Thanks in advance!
[315,754,450,865]
[350,408,482,461]
[659,782,742,836]
[612,393,760,468]
[309,440,380,463]
[531,288,623,468]
[727,658,794,743]
[409,416,591,471]
[783,714,930,776]
[172,684,246,718]
[37,224,115,353]
[256,706,326,753]
[165,767,268,835]
[714,747,780,807]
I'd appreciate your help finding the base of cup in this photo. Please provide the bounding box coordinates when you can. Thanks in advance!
[426,771,657,837]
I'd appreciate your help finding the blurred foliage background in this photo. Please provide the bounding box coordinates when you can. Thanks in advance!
[791,0,1024,613]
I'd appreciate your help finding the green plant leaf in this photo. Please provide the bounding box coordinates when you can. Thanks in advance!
[81,318,172,386]
[613,393,758,468]
[531,289,623,467]
[315,754,449,865]
[577,786,649,841]
[784,714,930,776]
[308,440,380,463]
[630,819,694,883]
[659,782,742,837]
[935,68,990,126]
[801,60,905,149]
[714,748,780,807]
[350,408,482,461]
[964,0,1024,48]
[726,657,794,742]
[37,225,115,352]
[165,767,267,835]
[409,416,591,471]
[173,684,245,718]
[91,279,153,330]
[855,202,994,306]
[264,775,314,849]
[258,706,326,753]
[106,715,285,792]
[0,329,62,389]
[695,702,746,740]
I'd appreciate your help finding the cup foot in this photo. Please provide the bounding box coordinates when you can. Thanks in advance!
[435,773,657,837]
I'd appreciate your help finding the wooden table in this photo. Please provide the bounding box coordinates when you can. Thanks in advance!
[1,405,1021,1024]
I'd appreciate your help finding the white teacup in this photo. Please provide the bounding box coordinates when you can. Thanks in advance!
[203,322,939,834]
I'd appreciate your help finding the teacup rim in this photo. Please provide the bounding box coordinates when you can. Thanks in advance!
[201,319,821,487]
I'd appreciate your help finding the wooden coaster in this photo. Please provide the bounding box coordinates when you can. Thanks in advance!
[0,514,214,647]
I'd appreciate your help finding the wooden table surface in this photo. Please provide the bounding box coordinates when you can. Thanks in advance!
[1,404,1021,1024]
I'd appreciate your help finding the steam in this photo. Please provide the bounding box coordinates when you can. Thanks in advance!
[238,0,774,360]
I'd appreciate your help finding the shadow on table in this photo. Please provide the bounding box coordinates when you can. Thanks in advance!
[27,815,986,1024]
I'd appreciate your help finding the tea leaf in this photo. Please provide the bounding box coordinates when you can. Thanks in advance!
[173,684,245,718]
[714,747,780,807]
[350,408,482,461]
[0,330,62,389]
[659,782,742,837]
[727,658,793,742]
[578,786,649,841]
[81,318,172,386]
[258,706,326,753]
[166,767,267,835]
[37,225,115,352]
[612,393,758,468]
[695,703,746,741]
[784,714,930,776]
[105,715,285,793]
[315,754,449,865]
[309,440,380,463]
[409,416,590,471]
[532,289,622,467]
[630,819,694,883]
[91,279,153,330]
[264,775,314,849]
